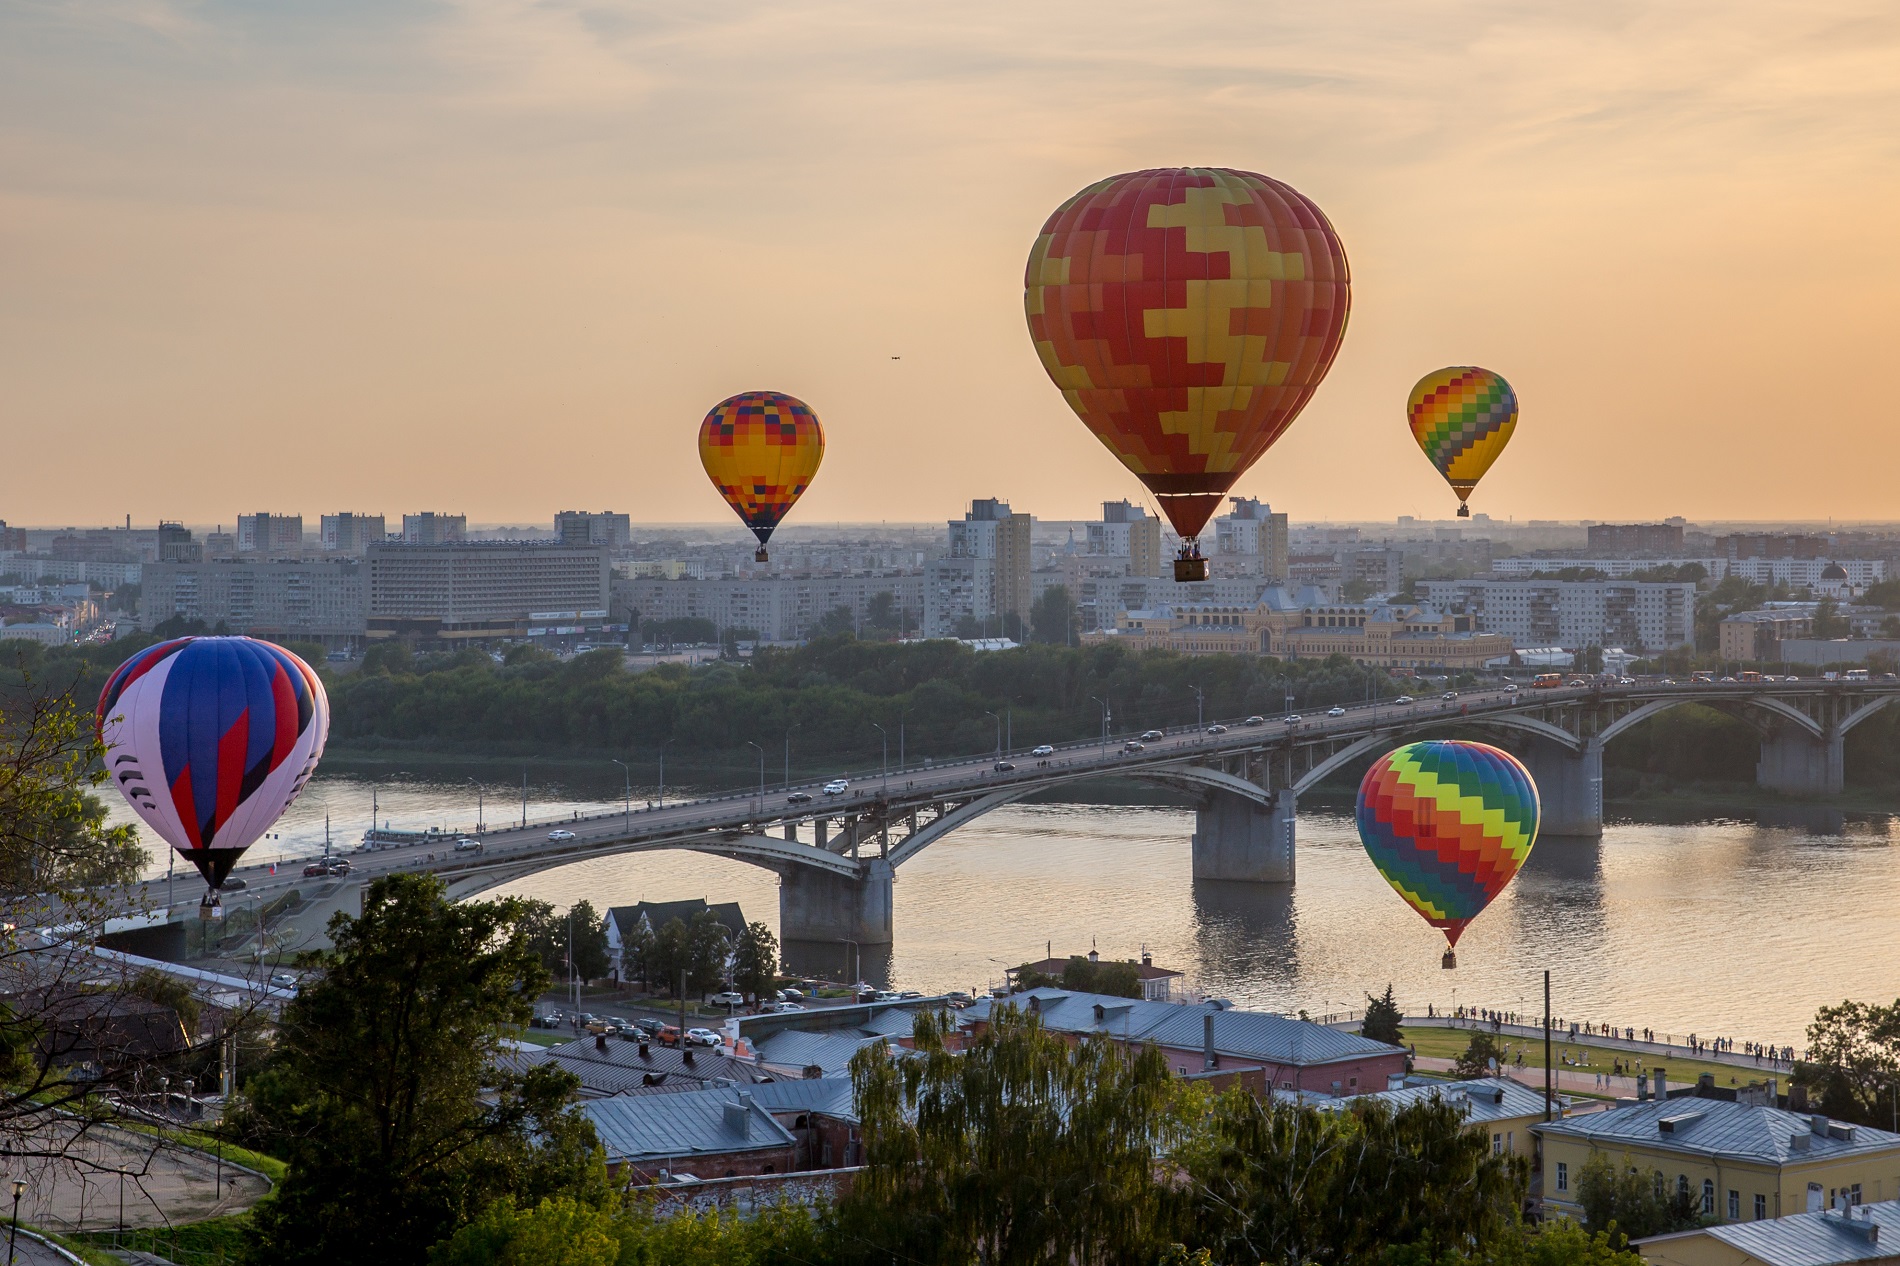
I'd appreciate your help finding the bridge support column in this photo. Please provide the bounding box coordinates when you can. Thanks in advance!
[1757,727,1843,795]
[1523,739,1602,837]
[1191,789,1294,883]
[779,859,893,946]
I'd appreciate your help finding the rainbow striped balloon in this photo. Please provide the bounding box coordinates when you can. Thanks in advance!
[1356,741,1539,952]
[1406,366,1517,517]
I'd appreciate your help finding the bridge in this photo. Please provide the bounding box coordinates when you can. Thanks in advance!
[100,679,1900,953]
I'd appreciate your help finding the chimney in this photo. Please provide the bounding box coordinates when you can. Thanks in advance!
[638,1041,650,1058]
[1203,1012,1219,1071]
[1769,1077,1779,1106]
[683,1047,695,1066]
[595,1034,608,1052]
[723,1096,751,1138]
[1812,1113,1831,1136]
[1653,1066,1666,1100]
[1637,1072,1649,1101]
[1142,951,1153,968]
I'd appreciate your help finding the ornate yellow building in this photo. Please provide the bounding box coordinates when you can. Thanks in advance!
[1088,588,1513,670]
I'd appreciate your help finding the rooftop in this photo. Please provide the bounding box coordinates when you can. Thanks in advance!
[506,1034,767,1097]
[1320,1076,1548,1126]
[1534,1099,1900,1166]
[580,1089,796,1165]
[1640,1199,1900,1266]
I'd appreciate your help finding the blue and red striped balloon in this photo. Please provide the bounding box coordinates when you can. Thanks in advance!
[97,637,328,891]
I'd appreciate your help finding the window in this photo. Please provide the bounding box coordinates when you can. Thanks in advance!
[1852,1184,1863,1206]
[1728,1190,1739,1220]
[1492,1133,1503,1155]
[1755,1194,1766,1220]
[1702,1179,1714,1214]
[1678,1175,1690,1200]
[1555,1162,1568,1193]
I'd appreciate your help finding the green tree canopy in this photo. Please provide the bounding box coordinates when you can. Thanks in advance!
[1453,1029,1509,1078]
[1362,984,1403,1046]
[1794,997,1900,1127]
[731,921,779,1002]
[241,873,606,1264]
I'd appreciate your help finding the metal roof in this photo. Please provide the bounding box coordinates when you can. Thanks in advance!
[964,989,1402,1068]
[580,1090,796,1164]
[504,1037,764,1098]
[1641,1199,1900,1266]
[1535,1098,1900,1166]
[755,1029,889,1078]
[1320,1077,1548,1125]
[741,1076,859,1124]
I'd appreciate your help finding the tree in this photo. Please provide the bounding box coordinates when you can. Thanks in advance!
[865,591,903,639]
[812,605,857,638]
[1575,1152,1702,1241]
[687,909,734,995]
[567,900,610,984]
[1058,956,1141,999]
[731,922,779,1002]
[1813,595,1849,640]
[842,1006,1176,1265]
[241,873,607,1265]
[1030,586,1078,645]
[1362,984,1403,1046]
[1453,1029,1508,1078]
[1794,998,1900,1126]
[428,1195,828,1266]
[647,917,691,995]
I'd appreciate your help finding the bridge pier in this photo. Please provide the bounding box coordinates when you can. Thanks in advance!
[779,859,893,946]
[1522,739,1602,837]
[1757,726,1843,795]
[1191,788,1294,883]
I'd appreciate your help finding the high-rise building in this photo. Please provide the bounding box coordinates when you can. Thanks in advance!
[321,513,387,554]
[1718,533,1827,561]
[555,511,632,549]
[1586,523,1685,554]
[1214,498,1290,581]
[927,499,1033,636]
[0,521,31,554]
[365,542,609,642]
[1086,501,1162,578]
[1418,578,1697,652]
[156,522,202,564]
[140,559,366,647]
[402,512,467,546]
[235,513,304,557]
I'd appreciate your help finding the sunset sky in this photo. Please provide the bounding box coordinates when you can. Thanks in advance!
[4,1,1898,528]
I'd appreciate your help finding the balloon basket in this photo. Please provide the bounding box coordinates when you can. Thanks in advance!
[1456,504,1470,518]
[754,548,769,563]
[1173,557,1209,582]
[199,896,225,922]
[1441,949,1457,969]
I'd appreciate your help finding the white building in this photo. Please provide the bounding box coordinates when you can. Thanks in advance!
[924,499,1033,638]
[619,572,923,642]
[1419,578,1697,652]
[320,513,386,554]
[1214,497,1290,581]
[1084,502,1162,578]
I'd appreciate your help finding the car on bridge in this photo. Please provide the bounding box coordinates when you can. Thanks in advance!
[302,862,330,877]
[1140,729,1165,741]
[1503,684,1518,692]
[787,791,813,804]
[823,779,850,795]
[1394,695,1414,705]
[993,761,1016,772]
[1443,691,1458,700]
[1206,723,1228,734]
[1122,740,1145,752]
[454,838,482,852]
[1327,706,1346,717]
[1282,714,1301,724]
[548,829,577,841]
[1031,744,1054,756]
[1242,715,1265,726]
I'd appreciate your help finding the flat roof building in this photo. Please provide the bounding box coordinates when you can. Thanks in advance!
[365,541,609,643]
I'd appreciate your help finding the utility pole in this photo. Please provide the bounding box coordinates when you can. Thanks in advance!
[612,758,630,827]
[521,768,528,828]
[1189,684,1204,729]
[1543,969,1553,1122]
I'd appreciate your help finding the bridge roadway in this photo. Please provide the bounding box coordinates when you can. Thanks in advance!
[97,678,1900,951]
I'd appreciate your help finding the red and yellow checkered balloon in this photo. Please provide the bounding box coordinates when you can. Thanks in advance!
[698,391,824,561]
[1024,168,1351,542]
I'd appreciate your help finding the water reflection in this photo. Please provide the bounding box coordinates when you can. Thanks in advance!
[99,772,1900,1045]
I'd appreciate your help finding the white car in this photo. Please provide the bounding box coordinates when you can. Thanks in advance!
[707,991,744,1007]
[685,1028,722,1047]
[548,829,577,841]
[1503,684,1518,693]
[453,838,482,852]
[1394,695,1415,705]
[1282,714,1301,724]
[1031,744,1055,757]
[823,779,850,796]
[1205,724,1228,735]
[1327,706,1346,717]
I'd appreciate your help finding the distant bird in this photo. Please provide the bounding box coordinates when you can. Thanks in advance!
[890,356,901,360]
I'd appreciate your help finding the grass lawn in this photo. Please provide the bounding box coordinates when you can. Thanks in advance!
[1398,1026,1784,1091]
[74,1211,253,1265]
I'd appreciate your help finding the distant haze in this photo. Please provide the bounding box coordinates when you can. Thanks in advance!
[4,2,1897,525]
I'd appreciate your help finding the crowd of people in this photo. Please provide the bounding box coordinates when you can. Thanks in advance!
[1424,1004,1800,1066]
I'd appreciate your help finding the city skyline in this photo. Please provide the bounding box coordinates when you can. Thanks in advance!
[6,4,1898,525]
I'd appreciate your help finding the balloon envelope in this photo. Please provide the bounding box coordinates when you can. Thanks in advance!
[1024,167,1351,541]
[1406,367,1518,514]
[1356,740,1539,949]
[698,391,825,552]
[96,636,328,889]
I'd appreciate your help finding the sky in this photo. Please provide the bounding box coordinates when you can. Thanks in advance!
[4,1,1899,529]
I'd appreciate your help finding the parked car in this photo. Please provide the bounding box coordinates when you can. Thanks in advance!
[708,991,745,1007]
[655,1024,681,1046]
[1242,715,1265,726]
[993,760,1016,772]
[1031,744,1054,757]
[873,991,901,1003]
[1205,724,1228,735]
[270,972,299,989]
[823,779,850,796]
[1122,740,1145,753]
[898,990,922,999]
[787,791,813,804]
[686,1028,722,1047]
[945,990,972,1004]
[453,838,482,852]
[1139,729,1165,741]
[548,829,577,841]
[777,987,805,1001]
[1394,695,1415,705]
[1327,706,1346,717]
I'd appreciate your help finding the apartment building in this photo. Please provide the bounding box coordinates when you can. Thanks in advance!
[1419,578,1697,652]
[366,542,609,642]
[140,559,367,647]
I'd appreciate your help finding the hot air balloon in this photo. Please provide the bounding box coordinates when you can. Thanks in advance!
[1356,740,1539,968]
[698,391,825,563]
[96,636,328,914]
[1024,167,1351,581]
[1406,367,1518,518]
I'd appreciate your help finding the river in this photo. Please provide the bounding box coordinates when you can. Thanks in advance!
[110,772,1900,1048]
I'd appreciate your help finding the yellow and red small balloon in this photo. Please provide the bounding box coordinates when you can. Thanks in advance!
[698,391,825,562]
[1406,367,1518,518]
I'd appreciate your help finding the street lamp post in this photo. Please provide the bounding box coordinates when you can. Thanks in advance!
[871,723,888,792]
[464,778,485,836]
[1090,696,1110,756]
[746,741,765,812]
[1189,684,1204,730]
[783,723,801,789]
[7,1178,21,1266]
[611,759,631,827]
[983,710,1000,762]
[658,737,676,808]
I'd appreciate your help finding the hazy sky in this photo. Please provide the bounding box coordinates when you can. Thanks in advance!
[4,1,1898,528]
